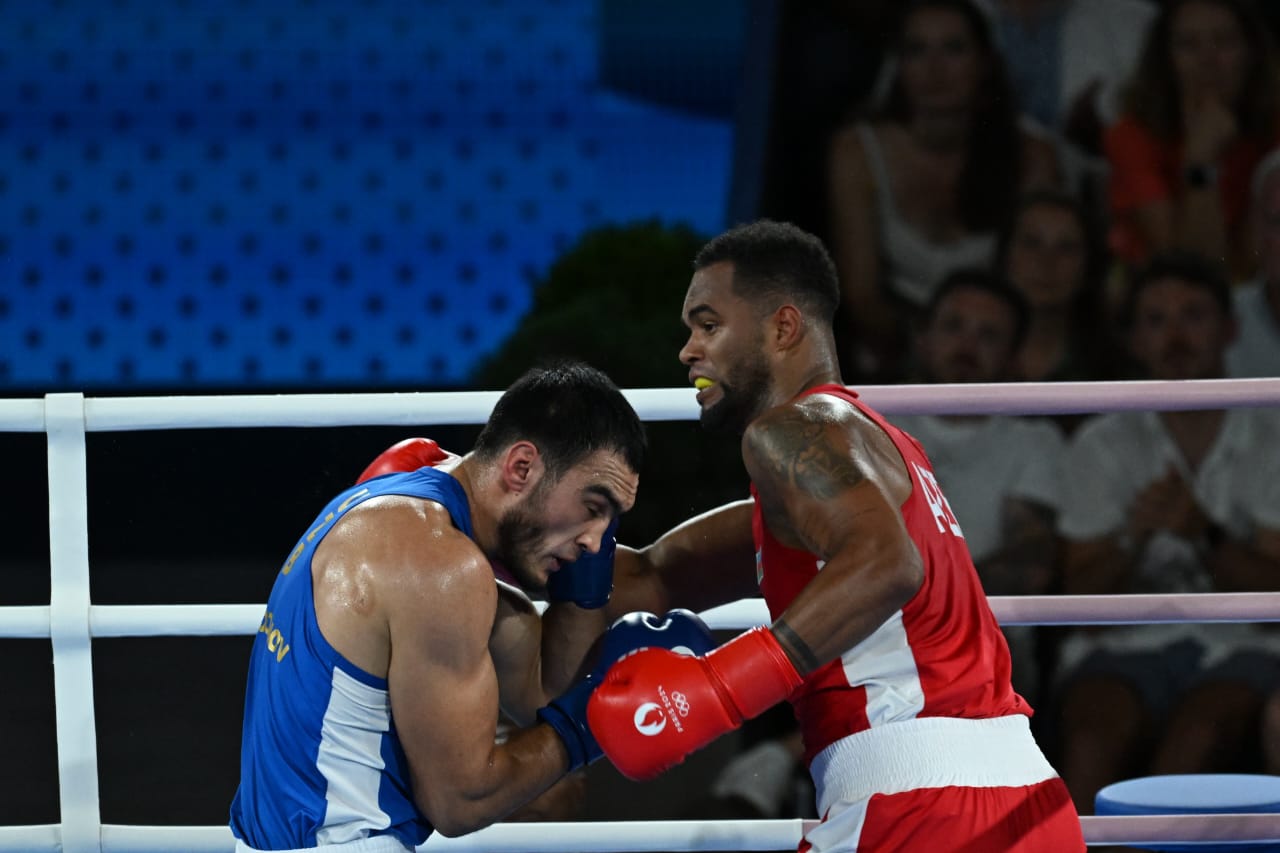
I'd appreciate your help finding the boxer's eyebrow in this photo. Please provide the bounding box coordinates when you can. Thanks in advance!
[586,483,625,518]
[684,304,716,325]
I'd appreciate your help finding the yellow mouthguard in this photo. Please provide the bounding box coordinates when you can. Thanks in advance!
[694,378,713,390]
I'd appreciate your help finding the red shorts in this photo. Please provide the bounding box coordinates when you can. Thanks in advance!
[801,716,1084,852]
[800,777,1084,852]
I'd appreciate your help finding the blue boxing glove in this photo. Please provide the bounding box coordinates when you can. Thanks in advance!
[536,608,716,771]
[592,609,716,679]
[545,518,618,609]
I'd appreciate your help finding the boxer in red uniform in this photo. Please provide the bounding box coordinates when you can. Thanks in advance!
[594,221,1085,851]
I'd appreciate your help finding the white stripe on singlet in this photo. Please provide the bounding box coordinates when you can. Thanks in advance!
[837,610,925,727]
[315,667,394,845]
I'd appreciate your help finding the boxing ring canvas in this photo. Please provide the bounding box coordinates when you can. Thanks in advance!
[2,380,1280,852]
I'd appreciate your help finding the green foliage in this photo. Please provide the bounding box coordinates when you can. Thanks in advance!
[473,220,750,543]
[473,220,708,389]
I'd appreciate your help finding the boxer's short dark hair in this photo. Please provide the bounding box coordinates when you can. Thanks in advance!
[474,360,646,478]
[694,220,840,322]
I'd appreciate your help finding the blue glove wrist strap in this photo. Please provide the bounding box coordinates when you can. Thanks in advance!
[537,678,600,771]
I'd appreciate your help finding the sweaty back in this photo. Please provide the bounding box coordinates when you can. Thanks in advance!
[230,467,473,850]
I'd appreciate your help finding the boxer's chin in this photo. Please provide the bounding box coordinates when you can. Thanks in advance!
[489,557,537,593]
[495,508,547,592]
[699,392,754,435]
[507,551,550,593]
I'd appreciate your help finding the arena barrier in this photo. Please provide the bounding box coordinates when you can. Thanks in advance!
[2,378,1279,852]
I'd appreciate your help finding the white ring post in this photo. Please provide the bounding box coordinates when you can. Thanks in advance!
[46,393,101,853]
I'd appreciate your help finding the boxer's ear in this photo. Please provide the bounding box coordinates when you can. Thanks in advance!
[769,304,804,352]
[499,441,543,496]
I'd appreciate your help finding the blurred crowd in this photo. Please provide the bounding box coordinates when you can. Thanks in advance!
[741,0,1280,825]
[508,3,1280,836]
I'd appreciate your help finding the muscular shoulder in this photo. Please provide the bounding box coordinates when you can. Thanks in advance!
[310,496,495,676]
[749,394,916,507]
[331,496,495,615]
[743,397,879,493]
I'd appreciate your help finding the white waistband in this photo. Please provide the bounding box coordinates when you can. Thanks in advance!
[810,715,1058,816]
[235,836,413,853]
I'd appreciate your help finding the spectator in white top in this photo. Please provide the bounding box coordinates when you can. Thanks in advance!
[896,268,1066,705]
[1054,249,1280,814]
[1228,146,1280,377]
[826,0,1058,381]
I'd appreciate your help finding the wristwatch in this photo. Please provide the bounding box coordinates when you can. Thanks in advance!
[1184,162,1218,189]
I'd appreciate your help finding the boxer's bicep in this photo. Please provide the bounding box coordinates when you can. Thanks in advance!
[743,407,883,557]
[387,539,503,825]
[742,408,922,666]
[488,586,543,725]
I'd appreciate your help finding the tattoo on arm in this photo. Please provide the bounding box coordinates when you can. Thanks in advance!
[772,618,821,675]
[750,411,867,501]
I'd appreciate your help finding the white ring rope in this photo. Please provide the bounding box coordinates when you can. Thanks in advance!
[2,378,1279,432]
[2,813,1275,852]
[5,380,1279,852]
[1,592,1277,641]
[417,814,1280,851]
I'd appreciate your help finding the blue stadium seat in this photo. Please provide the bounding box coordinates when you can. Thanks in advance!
[1095,774,1280,851]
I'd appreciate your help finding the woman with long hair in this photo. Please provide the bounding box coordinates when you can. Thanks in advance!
[827,0,1058,381]
[996,189,1115,384]
[1105,0,1280,279]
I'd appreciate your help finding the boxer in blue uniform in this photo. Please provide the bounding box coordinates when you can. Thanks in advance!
[230,363,712,852]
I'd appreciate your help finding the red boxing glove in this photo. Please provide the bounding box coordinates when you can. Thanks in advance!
[586,626,803,781]
[356,437,454,483]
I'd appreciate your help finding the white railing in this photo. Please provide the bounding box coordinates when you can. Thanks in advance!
[4,379,1280,852]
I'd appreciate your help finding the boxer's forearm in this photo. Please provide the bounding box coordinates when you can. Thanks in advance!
[608,500,758,619]
[537,601,608,698]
